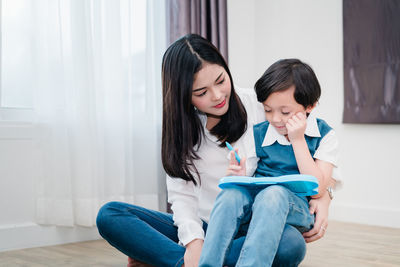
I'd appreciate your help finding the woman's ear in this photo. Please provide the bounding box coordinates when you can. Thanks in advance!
[305,102,318,113]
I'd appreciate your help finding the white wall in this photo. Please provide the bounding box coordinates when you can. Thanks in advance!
[228,0,400,228]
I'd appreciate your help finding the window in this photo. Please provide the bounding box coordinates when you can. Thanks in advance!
[0,0,157,122]
[0,0,34,121]
[1,0,34,108]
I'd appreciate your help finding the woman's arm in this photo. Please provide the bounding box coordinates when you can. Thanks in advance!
[184,239,204,267]
[302,178,336,242]
[167,175,208,266]
[167,176,204,245]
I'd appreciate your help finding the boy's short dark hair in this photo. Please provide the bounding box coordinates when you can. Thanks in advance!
[254,58,321,108]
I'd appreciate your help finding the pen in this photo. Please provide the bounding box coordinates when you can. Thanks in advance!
[225,141,241,164]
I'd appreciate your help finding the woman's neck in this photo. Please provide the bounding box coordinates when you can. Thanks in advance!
[206,115,221,130]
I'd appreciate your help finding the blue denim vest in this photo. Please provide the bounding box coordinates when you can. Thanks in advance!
[253,119,332,178]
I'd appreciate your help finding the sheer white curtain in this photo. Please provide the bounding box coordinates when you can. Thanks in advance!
[31,0,166,227]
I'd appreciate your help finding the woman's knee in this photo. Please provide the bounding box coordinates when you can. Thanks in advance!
[96,201,129,236]
[272,225,306,267]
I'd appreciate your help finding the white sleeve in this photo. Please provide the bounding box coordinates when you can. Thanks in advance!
[313,129,342,187]
[243,125,259,177]
[235,87,265,124]
[166,175,204,246]
[235,87,263,176]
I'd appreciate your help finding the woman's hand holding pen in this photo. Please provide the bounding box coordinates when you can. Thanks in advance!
[226,149,247,176]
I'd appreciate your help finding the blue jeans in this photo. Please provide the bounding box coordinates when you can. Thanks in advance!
[199,185,314,267]
[96,200,307,267]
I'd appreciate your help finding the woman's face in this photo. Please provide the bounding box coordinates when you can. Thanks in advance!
[191,63,232,128]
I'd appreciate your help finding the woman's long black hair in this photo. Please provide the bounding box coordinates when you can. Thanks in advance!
[162,34,247,185]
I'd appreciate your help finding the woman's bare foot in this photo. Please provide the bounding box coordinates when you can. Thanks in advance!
[127,257,153,267]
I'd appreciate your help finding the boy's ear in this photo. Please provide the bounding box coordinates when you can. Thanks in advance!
[305,102,317,113]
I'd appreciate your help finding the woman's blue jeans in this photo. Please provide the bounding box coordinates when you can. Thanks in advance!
[199,185,314,267]
[96,199,307,267]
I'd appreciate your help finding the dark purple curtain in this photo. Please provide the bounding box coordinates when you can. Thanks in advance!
[166,0,228,62]
[343,0,400,123]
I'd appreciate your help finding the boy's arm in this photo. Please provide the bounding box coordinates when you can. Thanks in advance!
[291,138,332,198]
[313,160,334,198]
[287,113,332,198]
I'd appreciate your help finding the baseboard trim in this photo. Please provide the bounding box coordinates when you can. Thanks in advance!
[330,202,400,229]
[0,222,100,252]
[1,194,164,252]
[4,202,397,252]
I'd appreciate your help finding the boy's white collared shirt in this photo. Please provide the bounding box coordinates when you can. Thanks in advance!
[258,111,341,184]
[261,112,321,147]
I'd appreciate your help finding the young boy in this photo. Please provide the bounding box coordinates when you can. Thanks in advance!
[199,59,339,267]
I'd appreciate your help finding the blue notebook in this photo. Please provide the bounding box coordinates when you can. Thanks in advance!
[219,174,319,196]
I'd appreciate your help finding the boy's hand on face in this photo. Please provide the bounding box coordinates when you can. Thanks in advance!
[226,149,247,176]
[286,112,307,142]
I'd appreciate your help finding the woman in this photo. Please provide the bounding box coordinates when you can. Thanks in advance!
[96,34,333,267]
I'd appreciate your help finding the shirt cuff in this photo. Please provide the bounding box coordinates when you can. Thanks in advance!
[178,221,205,246]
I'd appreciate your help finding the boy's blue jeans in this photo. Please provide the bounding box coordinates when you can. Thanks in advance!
[96,198,307,267]
[199,185,314,267]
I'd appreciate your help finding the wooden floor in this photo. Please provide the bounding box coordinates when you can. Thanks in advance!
[1,221,399,267]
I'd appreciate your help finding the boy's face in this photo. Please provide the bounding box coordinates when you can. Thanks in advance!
[262,85,314,136]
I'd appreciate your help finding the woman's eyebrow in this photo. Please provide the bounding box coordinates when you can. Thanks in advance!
[193,87,206,92]
[215,72,223,82]
[193,72,224,92]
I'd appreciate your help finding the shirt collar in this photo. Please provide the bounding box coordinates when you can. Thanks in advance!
[261,112,321,147]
